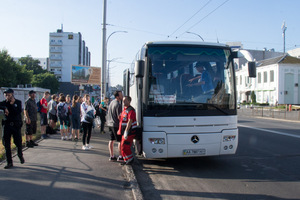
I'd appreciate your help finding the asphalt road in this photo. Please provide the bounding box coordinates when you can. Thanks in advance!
[132,116,300,200]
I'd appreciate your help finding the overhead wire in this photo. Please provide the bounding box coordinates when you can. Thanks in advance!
[177,0,230,38]
[167,0,212,38]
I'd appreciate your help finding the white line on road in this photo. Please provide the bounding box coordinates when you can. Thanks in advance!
[238,124,300,139]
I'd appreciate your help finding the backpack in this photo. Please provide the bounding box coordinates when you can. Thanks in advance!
[37,99,42,113]
[57,103,66,119]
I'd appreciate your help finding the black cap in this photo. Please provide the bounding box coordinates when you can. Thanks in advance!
[29,90,36,94]
[4,89,14,94]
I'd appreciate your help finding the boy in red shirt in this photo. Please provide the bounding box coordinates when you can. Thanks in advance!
[118,96,137,165]
[40,91,50,139]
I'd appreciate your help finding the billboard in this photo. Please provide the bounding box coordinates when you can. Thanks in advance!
[71,65,101,85]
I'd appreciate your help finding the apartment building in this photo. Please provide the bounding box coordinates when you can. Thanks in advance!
[49,29,91,94]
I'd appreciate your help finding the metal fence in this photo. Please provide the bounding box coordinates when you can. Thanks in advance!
[238,107,300,121]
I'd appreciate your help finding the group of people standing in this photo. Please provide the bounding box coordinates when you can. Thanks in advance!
[1,88,138,169]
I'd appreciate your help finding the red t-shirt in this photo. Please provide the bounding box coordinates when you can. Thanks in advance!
[40,98,48,114]
[118,107,137,135]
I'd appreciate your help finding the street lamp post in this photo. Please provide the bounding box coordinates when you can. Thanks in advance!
[101,0,107,101]
[104,31,127,98]
[106,57,121,97]
[186,31,204,41]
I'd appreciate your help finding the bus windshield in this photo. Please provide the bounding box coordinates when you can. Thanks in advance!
[146,45,236,115]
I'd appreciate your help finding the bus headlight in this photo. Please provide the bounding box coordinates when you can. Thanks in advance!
[149,138,165,144]
[223,135,236,142]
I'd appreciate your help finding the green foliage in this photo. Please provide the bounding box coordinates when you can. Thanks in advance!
[251,91,256,103]
[0,50,34,87]
[32,72,59,93]
[0,50,18,87]
[19,55,46,74]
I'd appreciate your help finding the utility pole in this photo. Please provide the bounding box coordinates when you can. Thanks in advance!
[101,0,107,100]
[282,21,287,53]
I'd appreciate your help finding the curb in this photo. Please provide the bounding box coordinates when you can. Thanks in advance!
[123,164,143,200]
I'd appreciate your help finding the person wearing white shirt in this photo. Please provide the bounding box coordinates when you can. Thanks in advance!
[80,94,95,150]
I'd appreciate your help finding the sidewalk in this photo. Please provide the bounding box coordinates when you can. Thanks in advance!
[0,128,139,200]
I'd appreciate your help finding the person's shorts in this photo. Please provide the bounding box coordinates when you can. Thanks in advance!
[58,116,69,127]
[72,116,81,130]
[49,113,57,123]
[26,121,37,135]
[40,112,48,126]
[109,126,121,142]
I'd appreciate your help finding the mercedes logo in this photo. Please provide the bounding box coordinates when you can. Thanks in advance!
[191,135,199,144]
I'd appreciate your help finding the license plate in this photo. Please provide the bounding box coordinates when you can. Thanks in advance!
[183,149,206,155]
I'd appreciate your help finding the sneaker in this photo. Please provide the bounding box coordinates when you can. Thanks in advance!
[74,137,78,142]
[30,140,38,146]
[109,156,117,161]
[61,137,65,140]
[26,141,34,148]
[41,134,48,139]
[4,163,13,169]
[86,144,93,149]
[117,156,124,162]
[64,136,68,140]
[82,145,87,150]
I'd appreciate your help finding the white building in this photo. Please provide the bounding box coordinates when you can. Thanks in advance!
[49,29,91,82]
[236,54,300,105]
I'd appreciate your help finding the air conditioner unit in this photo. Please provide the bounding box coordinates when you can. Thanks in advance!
[25,84,32,88]
[17,84,24,88]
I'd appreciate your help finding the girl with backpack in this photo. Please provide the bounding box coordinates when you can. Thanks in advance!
[80,94,95,150]
[71,95,81,141]
[57,95,69,140]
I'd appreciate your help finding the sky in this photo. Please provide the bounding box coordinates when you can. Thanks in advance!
[1,0,300,86]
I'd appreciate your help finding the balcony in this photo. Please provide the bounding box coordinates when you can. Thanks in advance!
[50,54,63,60]
[50,62,62,67]
[50,49,62,53]
[50,41,63,46]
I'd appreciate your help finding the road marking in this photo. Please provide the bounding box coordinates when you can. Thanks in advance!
[238,124,300,139]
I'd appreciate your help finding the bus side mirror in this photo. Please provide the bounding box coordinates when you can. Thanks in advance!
[248,61,256,78]
[135,60,144,78]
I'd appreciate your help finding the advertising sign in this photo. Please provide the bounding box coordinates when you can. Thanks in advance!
[71,65,101,85]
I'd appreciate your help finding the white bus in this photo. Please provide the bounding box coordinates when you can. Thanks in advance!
[124,41,254,158]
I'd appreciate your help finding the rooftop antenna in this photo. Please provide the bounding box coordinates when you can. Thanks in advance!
[61,24,64,32]
[281,21,287,53]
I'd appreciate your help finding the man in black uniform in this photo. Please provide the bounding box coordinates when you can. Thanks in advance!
[0,89,24,169]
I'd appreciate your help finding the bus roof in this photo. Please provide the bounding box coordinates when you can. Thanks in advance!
[145,41,228,48]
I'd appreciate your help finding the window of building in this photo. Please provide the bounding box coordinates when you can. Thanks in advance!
[68,34,73,39]
[236,76,238,85]
[258,72,261,83]
[240,75,242,85]
[270,70,274,82]
[264,71,267,83]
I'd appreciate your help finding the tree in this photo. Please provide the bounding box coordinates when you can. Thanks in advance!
[32,72,59,94]
[19,55,46,74]
[0,50,18,87]
[15,65,33,85]
[251,91,256,104]
[0,50,34,87]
